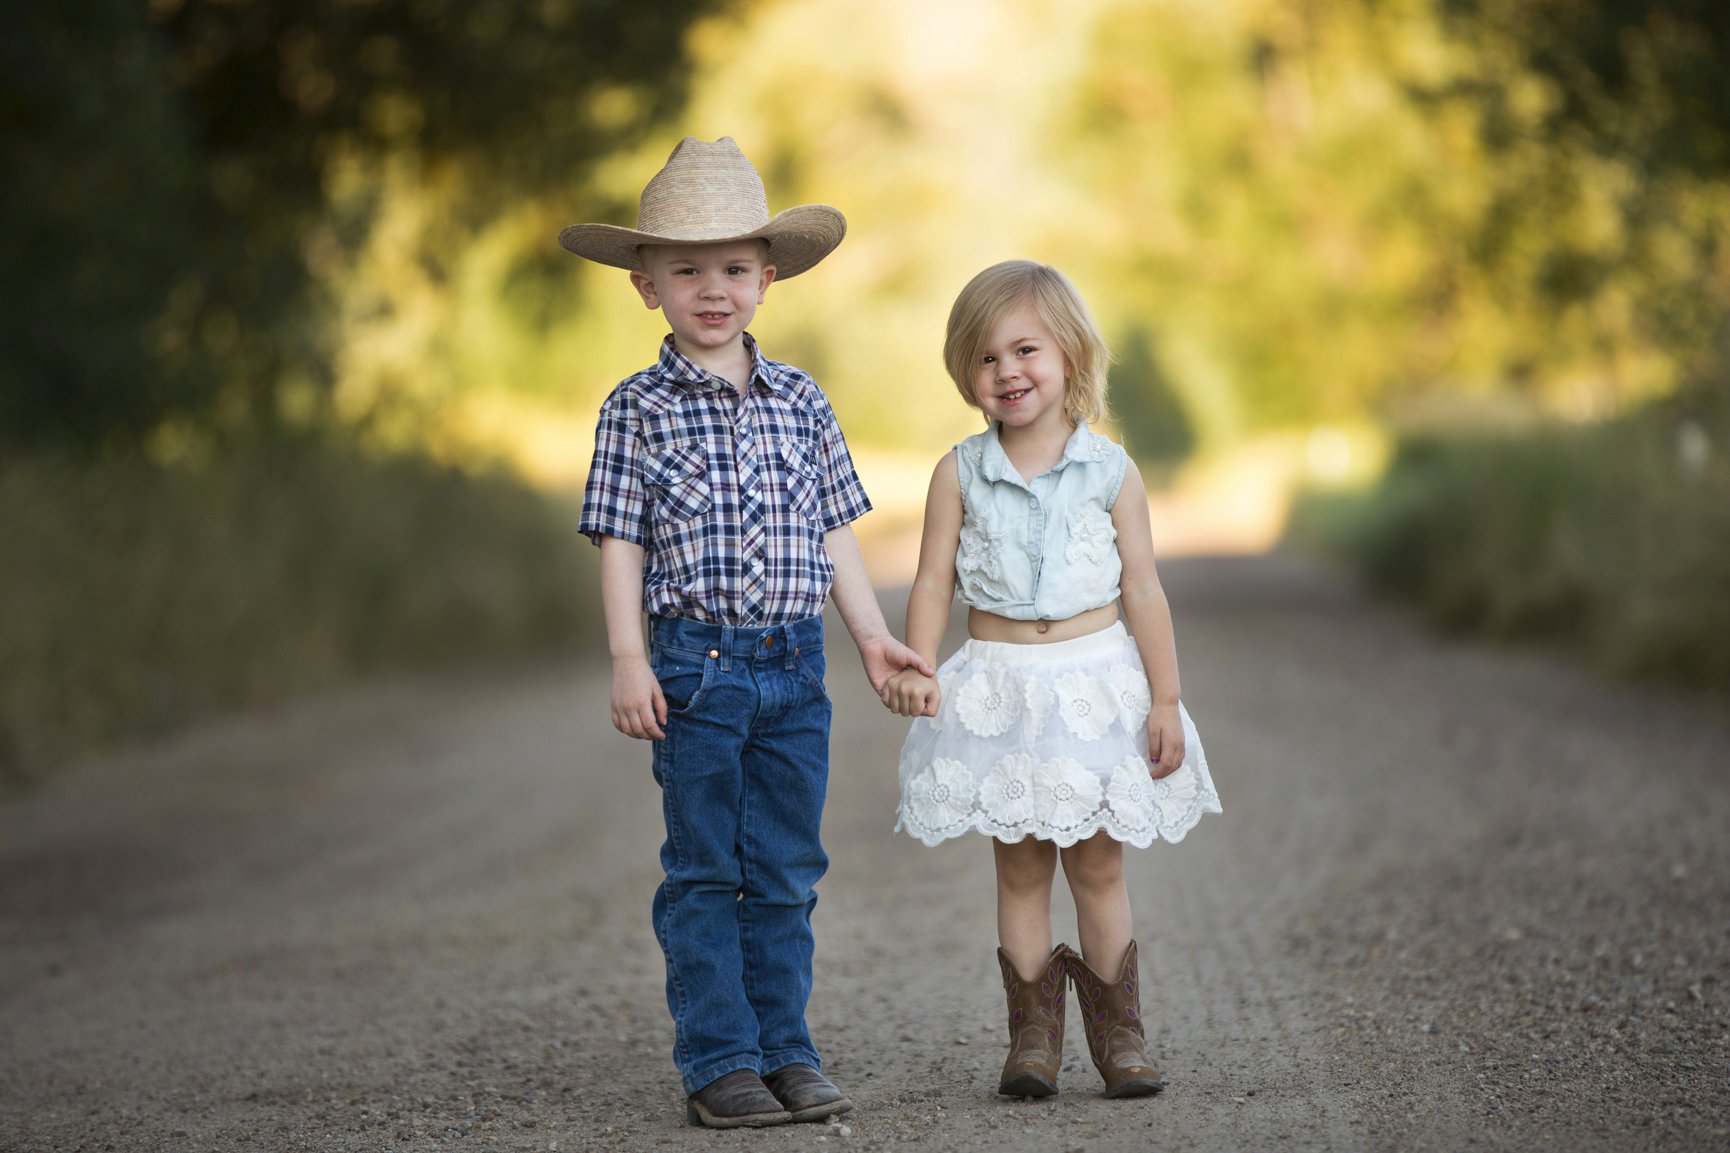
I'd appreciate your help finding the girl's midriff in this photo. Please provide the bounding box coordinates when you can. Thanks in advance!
[967,602,1120,645]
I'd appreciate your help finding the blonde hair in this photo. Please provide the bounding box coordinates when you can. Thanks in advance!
[943,260,1111,425]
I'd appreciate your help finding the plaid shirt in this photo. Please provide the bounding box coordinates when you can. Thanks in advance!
[579,334,872,626]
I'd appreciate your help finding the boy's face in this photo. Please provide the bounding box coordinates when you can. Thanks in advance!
[630,241,776,364]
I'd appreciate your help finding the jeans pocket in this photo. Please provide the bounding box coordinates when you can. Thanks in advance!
[790,644,828,697]
[652,644,716,715]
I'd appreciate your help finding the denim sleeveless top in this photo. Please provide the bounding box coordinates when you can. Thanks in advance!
[953,421,1129,621]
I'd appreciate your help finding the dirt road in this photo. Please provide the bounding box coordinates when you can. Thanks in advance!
[3,554,1727,1152]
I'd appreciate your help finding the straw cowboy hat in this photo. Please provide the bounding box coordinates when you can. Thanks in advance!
[558,137,846,279]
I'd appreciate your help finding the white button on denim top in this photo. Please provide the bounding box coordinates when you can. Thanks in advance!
[953,421,1130,621]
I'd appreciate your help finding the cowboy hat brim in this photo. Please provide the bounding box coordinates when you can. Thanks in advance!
[558,204,846,280]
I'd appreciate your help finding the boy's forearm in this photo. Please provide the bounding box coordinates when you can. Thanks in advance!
[598,536,650,663]
[824,525,891,647]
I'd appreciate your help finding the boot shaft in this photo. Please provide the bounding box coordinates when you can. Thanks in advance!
[1065,940,1165,1098]
[995,944,1070,1097]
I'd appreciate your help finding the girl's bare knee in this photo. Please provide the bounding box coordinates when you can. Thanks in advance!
[995,837,1057,892]
[1060,835,1124,894]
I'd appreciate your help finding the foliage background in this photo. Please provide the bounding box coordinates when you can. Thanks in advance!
[3,0,1727,779]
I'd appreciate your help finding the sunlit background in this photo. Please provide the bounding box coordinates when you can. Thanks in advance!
[4,0,1727,780]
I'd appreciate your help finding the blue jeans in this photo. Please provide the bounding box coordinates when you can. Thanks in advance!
[646,613,832,1095]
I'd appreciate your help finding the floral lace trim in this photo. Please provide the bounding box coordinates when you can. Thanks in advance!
[1064,509,1115,567]
[952,662,1150,741]
[956,514,1006,586]
[898,753,1218,849]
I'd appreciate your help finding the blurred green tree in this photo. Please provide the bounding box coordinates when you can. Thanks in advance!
[1110,326,1196,468]
[1432,0,1730,391]
[0,0,736,452]
[1059,0,1730,435]
[1439,0,1730,181]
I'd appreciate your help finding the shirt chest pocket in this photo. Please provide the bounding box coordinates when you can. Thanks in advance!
[777,438,824,521]
[644,441,712,523]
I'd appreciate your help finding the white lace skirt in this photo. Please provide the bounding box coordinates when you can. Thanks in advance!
[894,623,1221,849]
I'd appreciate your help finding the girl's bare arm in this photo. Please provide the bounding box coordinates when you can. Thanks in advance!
[886,452,963,715]
[1112,458,1186,775]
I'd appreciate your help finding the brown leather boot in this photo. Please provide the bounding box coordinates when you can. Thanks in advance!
[996,944,1070,1097]
[1067,940,1165,1098]
[684,1070,792,1128]
[761,1064,852,1124]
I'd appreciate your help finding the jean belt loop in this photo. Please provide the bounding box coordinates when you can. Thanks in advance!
[782,624,797,669]
[719,624,734,672]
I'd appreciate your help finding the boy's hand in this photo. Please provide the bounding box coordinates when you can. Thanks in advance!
[1146,703,1185,779]
[857,635,936,695]
[883,669,941,718]
[611,655,667,741]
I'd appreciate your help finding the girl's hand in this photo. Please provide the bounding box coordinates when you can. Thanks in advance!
[611,655,668,741]
[1146,703,1185,779]
[859,635,937,695]
[884,670,941,718]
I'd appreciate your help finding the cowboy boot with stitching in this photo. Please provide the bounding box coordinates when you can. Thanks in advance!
[1067,940,1166,1098]
[684,1069,792,1128]
[762,1063,853,1124]
[996,943,1071,1097]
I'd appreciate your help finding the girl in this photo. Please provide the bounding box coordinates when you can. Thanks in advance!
[883,260,1221,1100]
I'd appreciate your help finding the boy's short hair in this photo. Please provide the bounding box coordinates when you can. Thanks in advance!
[943,261,1111,425]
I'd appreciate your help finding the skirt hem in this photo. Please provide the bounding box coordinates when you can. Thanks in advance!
[893,800,1223,850]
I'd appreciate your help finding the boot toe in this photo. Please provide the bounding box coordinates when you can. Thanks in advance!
[997,1068,1059,1098]
[762,1064,853,1123]
[685,1070,793,1128]
[1101,1064,1166,1098]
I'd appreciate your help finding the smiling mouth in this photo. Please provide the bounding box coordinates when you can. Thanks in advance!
[1001,388,1031,402]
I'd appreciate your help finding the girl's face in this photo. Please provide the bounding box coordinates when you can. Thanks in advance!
[972,303,1071,433]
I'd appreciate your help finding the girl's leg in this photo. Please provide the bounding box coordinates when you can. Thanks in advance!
[1060,832,1163,1097]
[991,836,1068,1097]
[1059,831,1132,974]
[993,837,1058,978]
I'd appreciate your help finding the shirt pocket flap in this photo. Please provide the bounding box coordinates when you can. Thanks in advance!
[778,438,823,479]
[644,441,707,487]
[778,438,825,520]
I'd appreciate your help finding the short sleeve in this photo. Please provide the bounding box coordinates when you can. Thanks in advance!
[577,389,650,546]
[807,390,872,531]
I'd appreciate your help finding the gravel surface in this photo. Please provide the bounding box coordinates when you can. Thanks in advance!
[2,554,1727,1152]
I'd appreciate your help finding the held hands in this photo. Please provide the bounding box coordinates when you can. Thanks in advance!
[1146,702,1185,779]
[883,669,941,718]
[611,654,667,741]
[858,635,935,696]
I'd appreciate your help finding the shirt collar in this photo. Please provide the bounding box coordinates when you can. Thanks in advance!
[978,420,1103,485]
[654,333,779,392]
[640,333,780,416]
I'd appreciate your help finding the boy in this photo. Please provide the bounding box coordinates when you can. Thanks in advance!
[560,137,931,1128]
